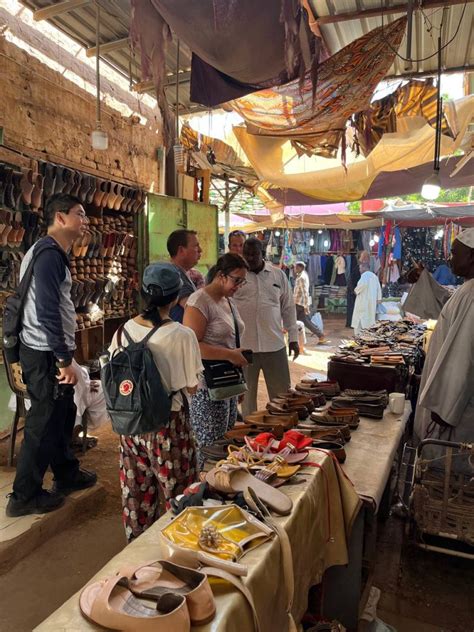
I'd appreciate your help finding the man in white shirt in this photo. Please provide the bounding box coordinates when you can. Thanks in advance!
[351,259,382,334]
[233,237,299,415]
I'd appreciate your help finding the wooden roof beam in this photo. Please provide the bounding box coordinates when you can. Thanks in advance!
[33,0,91,21]
[86,37,129,58]
[316,0,474,25]
[385,63,474,80]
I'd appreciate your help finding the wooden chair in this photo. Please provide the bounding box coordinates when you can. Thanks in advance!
[2,351,28,467]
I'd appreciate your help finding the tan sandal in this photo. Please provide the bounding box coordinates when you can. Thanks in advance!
[79,573,190,631]
[117,560,215,626]
[206,462,293,516]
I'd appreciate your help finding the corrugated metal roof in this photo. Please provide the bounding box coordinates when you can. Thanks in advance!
[18,1,474,115]
[309,0,474,77]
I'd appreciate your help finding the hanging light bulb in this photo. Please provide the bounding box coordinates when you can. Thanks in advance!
[421,36,443,201]
[318,229,323,234]
[421,172,441,200]
[309,238,315,246]
[323,239,329,248]
[434,228,444,240]
[369,239,375,247]
[374,234,380,243]
[275,230,281,237]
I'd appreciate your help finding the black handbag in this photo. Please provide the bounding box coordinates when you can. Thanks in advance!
[202,299,247,401]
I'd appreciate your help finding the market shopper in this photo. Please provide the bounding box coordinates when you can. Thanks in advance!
[228,229,246,255]
[234,237,299,416]
[414,229,474,472]
[6,194,96,518]
[351,256,382,335]
[167,229,202,322]
[293,261,326,342]
[109,263,202,541]
[183,253,248,463]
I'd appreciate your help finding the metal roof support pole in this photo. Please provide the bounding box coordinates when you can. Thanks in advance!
[404,0,414,71]
[175,39,180,197]
[95,3,101,131]
[224,175,230,251]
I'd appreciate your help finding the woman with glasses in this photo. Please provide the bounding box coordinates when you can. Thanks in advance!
[183,253,249,465]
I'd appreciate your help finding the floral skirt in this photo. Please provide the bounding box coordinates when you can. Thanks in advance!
[119,406,197,542]
[189,388,237,467]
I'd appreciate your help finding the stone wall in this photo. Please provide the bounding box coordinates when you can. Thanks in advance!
[0,8,162,188]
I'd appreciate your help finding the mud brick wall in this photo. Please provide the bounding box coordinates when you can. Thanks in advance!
[0,35,161,188]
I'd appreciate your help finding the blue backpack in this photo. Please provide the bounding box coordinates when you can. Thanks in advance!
[101,322,173,436]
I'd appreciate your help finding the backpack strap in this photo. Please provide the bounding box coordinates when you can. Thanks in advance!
[120,318,173,347]
[15,243,58,318]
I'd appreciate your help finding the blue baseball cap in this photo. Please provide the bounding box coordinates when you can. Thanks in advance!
[142,262,183,296]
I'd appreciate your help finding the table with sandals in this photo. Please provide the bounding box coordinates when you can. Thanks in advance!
[36,380,411,632]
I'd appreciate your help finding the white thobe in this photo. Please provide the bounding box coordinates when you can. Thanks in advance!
[351,271,382,334]
[414,279,474,472]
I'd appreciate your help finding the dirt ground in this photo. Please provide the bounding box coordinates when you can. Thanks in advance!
[0,317,472,631]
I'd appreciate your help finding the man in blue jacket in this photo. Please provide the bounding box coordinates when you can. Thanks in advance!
[6,194,97,517]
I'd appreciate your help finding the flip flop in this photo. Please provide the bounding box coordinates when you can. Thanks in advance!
[117,560,215,626]
[206,463,293,516]
[79,573,190,631]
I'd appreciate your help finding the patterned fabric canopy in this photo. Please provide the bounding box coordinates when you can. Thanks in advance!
[229,17,407,158]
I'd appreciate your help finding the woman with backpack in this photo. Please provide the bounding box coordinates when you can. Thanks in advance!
[183,253,249,465]
[108,262,202,541]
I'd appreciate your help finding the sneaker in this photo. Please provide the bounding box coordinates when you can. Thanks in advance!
[6,489,65,517]
[53,468,97,495]
[317,337,327,345]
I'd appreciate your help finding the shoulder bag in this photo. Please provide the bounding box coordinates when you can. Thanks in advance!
[202,299,247,401]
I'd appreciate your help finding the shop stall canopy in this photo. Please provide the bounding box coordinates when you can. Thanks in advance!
[366,201,474,227]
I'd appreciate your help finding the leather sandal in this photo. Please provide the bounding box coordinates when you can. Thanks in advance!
[117,560,215,626]
[80,574,190,631]
[206,462,293,515]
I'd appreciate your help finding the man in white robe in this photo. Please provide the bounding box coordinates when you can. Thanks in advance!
[414,229,474,473]
[351,261,382,334]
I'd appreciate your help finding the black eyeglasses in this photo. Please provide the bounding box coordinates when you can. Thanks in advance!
[226,274,247,286]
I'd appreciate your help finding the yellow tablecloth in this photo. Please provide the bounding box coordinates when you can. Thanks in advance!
[36,450,361,632]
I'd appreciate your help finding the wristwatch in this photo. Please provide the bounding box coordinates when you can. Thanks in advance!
[56,358,72,369]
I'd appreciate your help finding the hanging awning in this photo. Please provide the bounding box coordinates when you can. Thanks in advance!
[234,96,474,203]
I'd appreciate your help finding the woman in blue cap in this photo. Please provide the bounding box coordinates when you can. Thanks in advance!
[108,262,202,541]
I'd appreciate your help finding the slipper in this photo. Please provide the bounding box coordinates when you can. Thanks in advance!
[117,560,215,626]
[298,423,351,442]
[79,573,190,631]
[206,463,293,516]
[244,410,297,429]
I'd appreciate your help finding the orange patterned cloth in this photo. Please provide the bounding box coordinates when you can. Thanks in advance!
[229,17,407,158]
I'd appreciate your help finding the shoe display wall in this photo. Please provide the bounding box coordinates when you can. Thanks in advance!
[0,158,145,366]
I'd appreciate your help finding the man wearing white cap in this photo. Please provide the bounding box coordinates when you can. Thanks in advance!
[414,228,474,470]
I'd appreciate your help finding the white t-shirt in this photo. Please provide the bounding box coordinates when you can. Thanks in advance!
[108,320,203,411]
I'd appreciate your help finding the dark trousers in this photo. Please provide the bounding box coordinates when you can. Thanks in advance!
[296,304,323,337]
[12,343,79,502]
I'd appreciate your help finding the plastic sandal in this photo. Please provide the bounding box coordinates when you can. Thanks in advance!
[79,573,190,631]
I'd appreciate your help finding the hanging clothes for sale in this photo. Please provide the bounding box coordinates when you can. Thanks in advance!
[324,255,334,285]
[307,254,322,286]
[335,254,347,286]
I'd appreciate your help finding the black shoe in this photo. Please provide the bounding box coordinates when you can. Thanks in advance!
[6,489,65,517]
[53,468,97,495]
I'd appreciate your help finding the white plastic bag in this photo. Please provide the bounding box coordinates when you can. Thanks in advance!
[311,312,323,332]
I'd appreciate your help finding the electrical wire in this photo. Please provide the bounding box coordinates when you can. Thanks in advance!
[381,0,468,63]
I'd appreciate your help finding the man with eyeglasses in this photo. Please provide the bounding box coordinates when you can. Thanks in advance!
[233,237,299,415]
[7,194,96,518]
[228,230,246,256]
